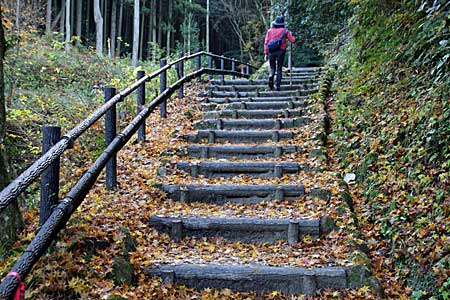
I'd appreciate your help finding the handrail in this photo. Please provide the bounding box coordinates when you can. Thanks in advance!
[0,67,248,299]
[0,51,256,214]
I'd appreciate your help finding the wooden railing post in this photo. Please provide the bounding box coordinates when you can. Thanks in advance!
[246,63,250,76]
[208,55,213,80]
[177,52,184,99]
[160,59,167,118]
[40,125,61,225]
[137,70,146,142]
[196,48,202,82]
[231,60,236,80]
[105,87,117,190]
[220,55,225,82]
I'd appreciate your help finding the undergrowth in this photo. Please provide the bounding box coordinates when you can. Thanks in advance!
[330,0,449,298]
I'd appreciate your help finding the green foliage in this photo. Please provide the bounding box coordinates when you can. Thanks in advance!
[289,0,352,65]
[331,0,449,297]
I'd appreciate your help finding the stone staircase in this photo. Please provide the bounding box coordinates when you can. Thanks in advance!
[147,67,375,296]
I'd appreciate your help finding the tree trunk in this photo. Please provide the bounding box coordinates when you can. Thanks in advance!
[76,0,82,45]
[46,0,52,34]
[132,0,140,67]
[206,0,209,53]
[110,0,117,58]
[94,0,103,56]
[70,0,75,36]
[15,0,20,31]
[139,0,145,60]
[157,0,162,46]
[65,0,71,53]
[60,0,65,36]
[151,0,156,62]
[166,0,172,56]
[0,5,24,256]
[117,0,123,56]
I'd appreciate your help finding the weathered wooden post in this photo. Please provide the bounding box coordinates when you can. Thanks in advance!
[208,55,213,81]
[137,70,146,142]
[288,220,299,245]
[160,59,167,118]
[105,87,117,190]
[177,52,184,99]
[40,125,61,225]
[196,48,202,82]
[231,60,236,80]
[220,55,225,82]
[246,63,250,76]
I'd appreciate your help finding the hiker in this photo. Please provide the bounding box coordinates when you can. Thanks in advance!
[264,16,296,91]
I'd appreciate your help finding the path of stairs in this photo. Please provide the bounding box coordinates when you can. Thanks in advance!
[146,67,377,296]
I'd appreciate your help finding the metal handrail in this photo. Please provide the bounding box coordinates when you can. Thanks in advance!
[0,67,249,299]
[0,51,256,214]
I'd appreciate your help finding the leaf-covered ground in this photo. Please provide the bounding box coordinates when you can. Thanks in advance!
[1,80,384,299]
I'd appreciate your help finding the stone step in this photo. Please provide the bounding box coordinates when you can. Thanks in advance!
[184,130,294,144]
[202,109,307,120]
[178,145,303,159]
[210,79,319,85]
[168,161,316,178]
[194,118,312,130]
[145,264,368,295]
[198,95,309,104]
[159,184,306,204]
[199,90,316,98]
[201,100,309,111]
[149,215,333,243]
[205,84,318,92]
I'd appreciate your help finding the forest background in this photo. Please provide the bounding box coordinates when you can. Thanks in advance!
[0,0,449,299]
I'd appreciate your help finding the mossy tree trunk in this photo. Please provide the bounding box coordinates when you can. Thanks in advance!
[0,5,24,257]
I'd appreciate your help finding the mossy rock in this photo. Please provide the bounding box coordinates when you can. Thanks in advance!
[112,256,135,286]
[119,227,137,258]
[339,190,354,211]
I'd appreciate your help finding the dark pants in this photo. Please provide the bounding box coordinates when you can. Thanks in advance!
[268,49,286,89]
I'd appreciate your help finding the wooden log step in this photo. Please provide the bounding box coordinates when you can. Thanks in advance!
[199,90,316,98]
[171,161,312,178]
[205,84,318,92]
[197,95,309,104]
[185,130,294,144]
[201,101,309,111]
[202,109,307,120]
[149,216,331,243]
[181,145,302,159]
[159,184,306,204]
[145,264,368,295]
[210,79,319,85]
[194,118,312,130]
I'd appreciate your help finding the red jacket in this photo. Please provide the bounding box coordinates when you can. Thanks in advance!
[264,27,296,55]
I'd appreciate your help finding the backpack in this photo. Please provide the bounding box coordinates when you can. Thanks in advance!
[267,29,288,53]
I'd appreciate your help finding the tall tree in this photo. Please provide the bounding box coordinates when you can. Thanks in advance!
[0,4,24,255]
[94,0,103,56]
[117,0,124,56]
[139,0,146,60]
[46,0,52,34]
[15,0,21,31]
[151,0,157,61]
[76,0,82,45]
[132,0,140,66]
[65,0,71,53]
[206,0,210,52]
[110,0,117,58]
[166,0,173,56]
[60,0,65,36]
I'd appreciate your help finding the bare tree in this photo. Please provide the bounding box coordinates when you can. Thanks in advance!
[132,0,140,67]
[65,0,71,53]
[60,0,65,35]
[94,0,103,56]
[206,0,210,52]
[117,0,124,56]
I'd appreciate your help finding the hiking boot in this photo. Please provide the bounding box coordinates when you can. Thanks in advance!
[268,76,274,90]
